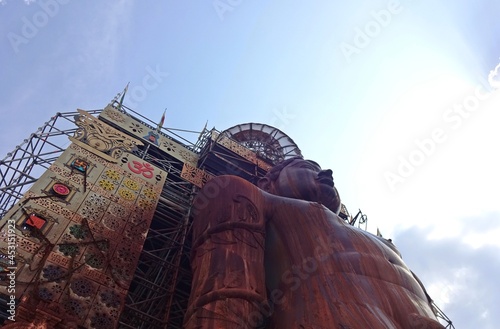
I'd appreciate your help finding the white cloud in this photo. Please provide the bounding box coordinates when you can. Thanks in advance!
[488,62,500,89]
[427,267,472,307]
[394,224,500,329]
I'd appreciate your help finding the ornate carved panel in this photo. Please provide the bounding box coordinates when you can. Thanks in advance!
[99,105,199,165]
[216,134,257,162]
[71,109,143,163]
[181,162,214,188]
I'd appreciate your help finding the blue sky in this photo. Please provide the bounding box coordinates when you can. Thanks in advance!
[1,1,500,327]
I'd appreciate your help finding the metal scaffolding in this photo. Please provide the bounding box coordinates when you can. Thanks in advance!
[116,146,194,328]
[0,110,102,219]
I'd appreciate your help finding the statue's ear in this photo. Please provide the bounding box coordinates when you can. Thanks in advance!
[257,176,273,192]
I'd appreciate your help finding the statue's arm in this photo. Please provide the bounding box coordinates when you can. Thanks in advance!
[184,176,269,329]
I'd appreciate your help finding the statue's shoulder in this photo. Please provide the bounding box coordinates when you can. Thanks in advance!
[207,174,256,188]
[203,175,260,194]
[192,175,267,232]
[194,175,264,206]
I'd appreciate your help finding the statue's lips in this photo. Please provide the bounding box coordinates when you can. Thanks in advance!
[317,177,334,187]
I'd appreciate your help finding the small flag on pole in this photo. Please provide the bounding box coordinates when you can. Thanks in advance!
[118,82,129,110]
[157,108,166,132]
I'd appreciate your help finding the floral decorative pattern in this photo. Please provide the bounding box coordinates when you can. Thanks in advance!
[137,199,153,210]
[69,224,88,240]
[179,149,198,164]
[71,278,95,298]
[98,179,115,191]
[123,179,139,191]
[162,140,177,152]
[129,123,144,134]
[85,253,105,269]
[88,193,109,211]
[104,109,126,123]
[38,287,54,301]
[105,169,121,181]
[64,298,85,316]
[108,203,128,218]
[103,216,122,231]
[52,284,63,295]
[79,205,101,221]
[58,244,80,257]
[42,264,66,282]
[90,313,113,329]
[142,188,157,199]
[118,188,135,201]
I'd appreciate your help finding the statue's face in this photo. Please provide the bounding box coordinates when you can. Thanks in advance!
[271,159,341,213]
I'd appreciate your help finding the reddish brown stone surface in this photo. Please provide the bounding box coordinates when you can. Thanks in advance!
[185,159,444,329]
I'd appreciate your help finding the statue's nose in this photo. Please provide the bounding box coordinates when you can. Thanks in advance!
[319,169,333,178]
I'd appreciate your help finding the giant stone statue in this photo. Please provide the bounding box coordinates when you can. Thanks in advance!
[184,157,444,328]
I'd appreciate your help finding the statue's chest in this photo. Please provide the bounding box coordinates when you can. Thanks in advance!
[266,200,402,272]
